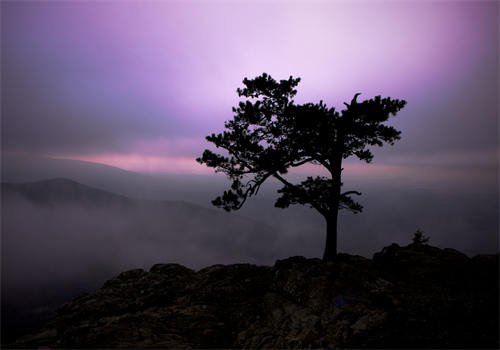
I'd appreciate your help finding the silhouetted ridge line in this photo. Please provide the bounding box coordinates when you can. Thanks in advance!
[1,178,134,207]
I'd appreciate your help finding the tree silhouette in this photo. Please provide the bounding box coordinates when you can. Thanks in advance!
[411,229,430,245]
[197,73,406,260]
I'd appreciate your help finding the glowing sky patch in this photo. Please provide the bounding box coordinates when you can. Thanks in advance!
[2,0,498,182]
[52,154,212,175]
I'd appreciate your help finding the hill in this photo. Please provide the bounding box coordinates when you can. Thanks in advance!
[1,178,281,343]
[1,152,226,203]
[9,244,499,348]
[2,178,133,207]
[2,152,498,260]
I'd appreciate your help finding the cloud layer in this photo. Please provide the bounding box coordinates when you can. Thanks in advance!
[2,1,498,174]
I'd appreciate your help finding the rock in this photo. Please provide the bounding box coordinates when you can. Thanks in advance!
[9,244,499,349]
[351,310,387,335]
[372,243,471,288]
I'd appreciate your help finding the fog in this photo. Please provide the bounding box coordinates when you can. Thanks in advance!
[0,186,293,341]
[2,177,497,301]
[1,155,498,342]
[2,192,279,301]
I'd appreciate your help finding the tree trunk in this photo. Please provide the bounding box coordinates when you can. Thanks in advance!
[324,152,342,261]
[323,210,339,261]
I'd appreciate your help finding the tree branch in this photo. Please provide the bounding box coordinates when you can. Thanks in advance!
[342,190,362,196]
[289,157,314,168]
[272,173,328,216]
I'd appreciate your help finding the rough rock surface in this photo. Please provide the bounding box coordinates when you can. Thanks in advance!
[10,244,499,348]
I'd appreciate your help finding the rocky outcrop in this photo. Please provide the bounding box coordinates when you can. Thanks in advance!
[10,244,499,348]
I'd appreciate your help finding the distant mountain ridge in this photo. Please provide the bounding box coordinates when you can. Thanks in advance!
[3,151,497,260]
[1,152,226,203]
[1,177,278,228]
[1,177,282,267]
[2,178,134,207]
[1,178,284,344]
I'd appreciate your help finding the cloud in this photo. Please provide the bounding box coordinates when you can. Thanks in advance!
[1,1,497,173]
[51,153,211,175]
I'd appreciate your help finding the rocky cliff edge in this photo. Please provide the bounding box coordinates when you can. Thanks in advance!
[9,243,499,349]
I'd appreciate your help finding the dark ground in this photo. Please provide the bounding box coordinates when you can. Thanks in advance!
[7,243,499,349]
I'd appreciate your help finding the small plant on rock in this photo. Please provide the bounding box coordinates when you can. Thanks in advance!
[411,229,430,245]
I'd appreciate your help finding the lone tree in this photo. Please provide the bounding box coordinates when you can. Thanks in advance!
[197,73,406,260]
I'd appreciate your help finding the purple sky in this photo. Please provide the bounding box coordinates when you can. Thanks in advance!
[2,1,498,185]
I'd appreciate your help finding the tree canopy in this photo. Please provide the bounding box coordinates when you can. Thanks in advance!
[197,73,406,259]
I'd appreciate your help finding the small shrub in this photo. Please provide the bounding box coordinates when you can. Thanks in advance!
[412,229,430,245]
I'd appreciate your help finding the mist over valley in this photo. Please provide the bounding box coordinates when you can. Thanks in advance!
[2,154,497,343]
